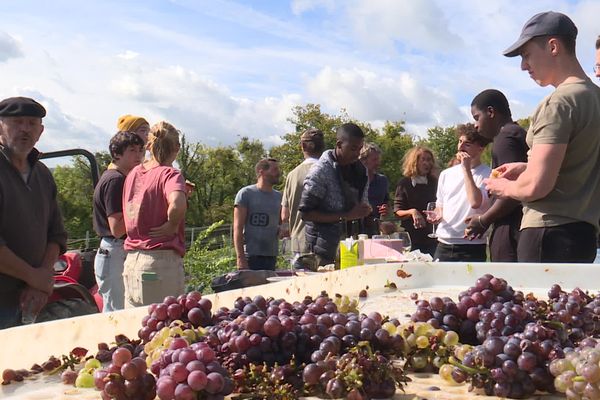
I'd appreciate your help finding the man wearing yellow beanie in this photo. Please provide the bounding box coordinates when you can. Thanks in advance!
[117,114,150,144]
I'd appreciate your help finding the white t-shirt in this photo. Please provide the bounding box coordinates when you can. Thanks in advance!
[435,164,492,245]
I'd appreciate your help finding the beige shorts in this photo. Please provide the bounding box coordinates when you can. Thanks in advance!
[123,249,185,308]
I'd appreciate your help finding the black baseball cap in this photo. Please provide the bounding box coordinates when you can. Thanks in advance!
[503,11,578,57]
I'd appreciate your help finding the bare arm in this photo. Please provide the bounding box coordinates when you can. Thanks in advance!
[394,209,427,229]
[486,144,566,202]
[457,152,483,209]
[233,206,248,269]
[464,198,521,239]
[281,205,290,224]
[107,212,126,238]
[149,191,187,237]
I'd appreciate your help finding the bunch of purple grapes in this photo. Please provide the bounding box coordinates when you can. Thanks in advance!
[411,274,527,345]
[95,334,143,363]
[448,334,557,398]
[93,347,156,400]
[138,292,213,343]
[205,293,404,370]
[543,284,600,345]
[154,338,233,400]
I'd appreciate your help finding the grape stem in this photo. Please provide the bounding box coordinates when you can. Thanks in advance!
[448,357,488,376]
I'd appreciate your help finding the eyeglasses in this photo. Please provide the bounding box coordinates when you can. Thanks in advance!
[594,64,600,73]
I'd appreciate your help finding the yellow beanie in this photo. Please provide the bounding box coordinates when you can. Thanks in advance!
[117,114,149,132]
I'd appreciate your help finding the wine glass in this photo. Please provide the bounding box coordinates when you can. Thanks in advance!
[397,231,412,254]
[425,202,441,239]
[280,237,295,274]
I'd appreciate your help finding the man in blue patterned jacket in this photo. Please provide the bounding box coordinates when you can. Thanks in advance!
[299,123,372,266]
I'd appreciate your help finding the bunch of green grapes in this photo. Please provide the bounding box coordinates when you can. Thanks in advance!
[550,337,600,399]
[144,321,205,368]
[333,294,359,313]
[394,321,461,371]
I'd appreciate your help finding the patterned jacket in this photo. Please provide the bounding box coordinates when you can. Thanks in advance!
[298,150,368,262]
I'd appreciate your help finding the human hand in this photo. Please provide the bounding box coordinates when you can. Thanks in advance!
[456,151,472,169]
[27,266,54,295]
[464,214,489,240]
[411,209,427,229]
[278,223,290,239]
[484,177,511,198]
[347,202,372,220]
[377,204,388,217]
[149,220,179,238]
[493,162,527,181]
[237,256,249,270]
[20,286,49,317]
[423,206,442,224]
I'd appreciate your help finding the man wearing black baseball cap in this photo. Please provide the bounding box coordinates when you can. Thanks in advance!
[485,12,600,263]
[0,96,67,328]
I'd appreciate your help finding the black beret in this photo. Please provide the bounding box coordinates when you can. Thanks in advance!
[0,97,46,118]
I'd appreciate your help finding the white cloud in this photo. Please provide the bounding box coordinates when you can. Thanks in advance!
[343,0,463,53]
[0,31,23,62]
[109,63,298,146]
[117,50,139,60]
[19,90,111,153]
[3,0,598,158]
[307,66,463,137]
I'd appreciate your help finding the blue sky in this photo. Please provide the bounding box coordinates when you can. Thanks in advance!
[1,0,599,155]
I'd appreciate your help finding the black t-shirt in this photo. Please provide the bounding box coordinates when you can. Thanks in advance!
[492,123,529,226]
[92,169,125,238]
[393,176,438,248]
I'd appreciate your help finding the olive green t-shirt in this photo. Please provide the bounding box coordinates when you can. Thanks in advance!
[281,158,318,252]
[521,78,600,231]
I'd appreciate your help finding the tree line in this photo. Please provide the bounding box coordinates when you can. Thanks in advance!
[52,103,530,242]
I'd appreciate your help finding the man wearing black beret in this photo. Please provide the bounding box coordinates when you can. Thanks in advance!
[0,96,67,329]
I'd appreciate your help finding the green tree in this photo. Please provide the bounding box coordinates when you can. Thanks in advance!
[371,120,414,187]
[422,126,458,168]
[53,156,97,243]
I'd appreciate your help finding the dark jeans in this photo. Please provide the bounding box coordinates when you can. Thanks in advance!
[490,223,519,262]
[434,242,487,262]
[247,255,277,271]
[517,222,597,263]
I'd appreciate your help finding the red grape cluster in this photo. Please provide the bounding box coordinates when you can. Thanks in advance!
[204,293,404,371]
[95,334,143,363]
[154,339,233,400]
[448,334,557,397]
[543,285,600,344]
[139,291,212,343]
[94,347,156,400]
[412,274,526,345]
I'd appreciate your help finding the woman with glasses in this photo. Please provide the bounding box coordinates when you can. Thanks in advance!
[122,121,187,307]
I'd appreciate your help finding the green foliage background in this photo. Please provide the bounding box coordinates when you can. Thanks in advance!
[50,103,529,244]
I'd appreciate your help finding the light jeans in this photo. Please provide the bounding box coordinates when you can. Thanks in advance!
[123,249,184,308]
[94,238,126,312]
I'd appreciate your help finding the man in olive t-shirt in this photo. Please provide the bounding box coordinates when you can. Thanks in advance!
[281,128,324,255]
[486,12,600,262]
